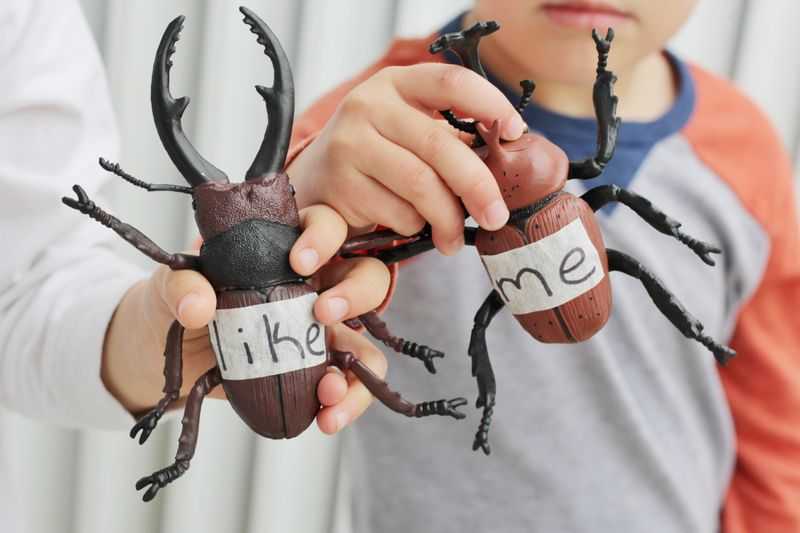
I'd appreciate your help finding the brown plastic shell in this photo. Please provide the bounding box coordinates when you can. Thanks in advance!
[193,172,300,241]
[474,131,569,211]
[216,283,327,439]
[476,193,611,343]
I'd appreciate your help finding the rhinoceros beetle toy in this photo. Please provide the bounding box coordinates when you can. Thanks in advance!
[344,21,736,455]
[62,6,467,502]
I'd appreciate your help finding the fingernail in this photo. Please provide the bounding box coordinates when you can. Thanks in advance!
[177,292,202,322]
[449,234,465,254]
[483,200,509,229]
[335,411,350,432]
[296,248,319,273]
[503,116,526,140]
[326,297,349,322]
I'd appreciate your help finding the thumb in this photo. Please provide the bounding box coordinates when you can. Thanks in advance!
[151,265,217,329]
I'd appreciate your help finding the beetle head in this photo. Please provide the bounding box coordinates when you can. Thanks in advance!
[475,121,568,210]
[192,173,298,240]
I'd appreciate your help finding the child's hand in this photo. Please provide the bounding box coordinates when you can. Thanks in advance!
[288,63,527,255]
[101,204,388,432]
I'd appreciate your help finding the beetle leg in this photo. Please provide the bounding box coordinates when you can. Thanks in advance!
[469,291,505,455]
[98,158,193,194]
[368,227,478,266]
[338,224,435,259]
[606,248,736,364]
[135,367,222,502]
[62,185,199,270]
[349,311,445,374]
[568,29,620,180]
[582,185,722,266]
[374,238,436,265]
[130,321,184,445]
[330,350,466,419]
[339,228,422,255]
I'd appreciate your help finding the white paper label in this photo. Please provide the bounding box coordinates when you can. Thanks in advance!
[480,218,605,314]
[207,293,327,381]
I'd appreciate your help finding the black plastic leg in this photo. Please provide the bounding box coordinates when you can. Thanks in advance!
[469,291,505,455]
[330,350,466,419]
[375,237,436,265]
[130,321,184,445]
[135,367,222,502]
[62,185,198,270]
[374,226,478,266]
[354,311,444,374]
[582,185,721,265]
[99,158,192,194]
[607,248,735,364]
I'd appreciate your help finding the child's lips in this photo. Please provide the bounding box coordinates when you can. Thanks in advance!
[541,1,633,30]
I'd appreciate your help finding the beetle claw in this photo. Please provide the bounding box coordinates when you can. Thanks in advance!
[136,459,190,502]
[62,185,95,214]
[130,409,164,445]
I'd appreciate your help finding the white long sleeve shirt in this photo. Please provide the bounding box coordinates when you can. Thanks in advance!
[0,0,144,526]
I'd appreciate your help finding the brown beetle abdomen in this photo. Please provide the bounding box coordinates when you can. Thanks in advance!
[476,193,611,343]
[214,284,327,439]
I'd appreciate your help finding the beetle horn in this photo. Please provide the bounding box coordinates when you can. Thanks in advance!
[476,120,511,162]
[429,20,499,79]
[240,6,295,180]
[430,21,500,148]
[151,15,229,187]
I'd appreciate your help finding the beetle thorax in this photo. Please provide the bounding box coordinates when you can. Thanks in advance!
[193,173,300,240]
[476,123,569,211]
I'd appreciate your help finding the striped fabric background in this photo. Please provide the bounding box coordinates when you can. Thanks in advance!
[1,1,797,532]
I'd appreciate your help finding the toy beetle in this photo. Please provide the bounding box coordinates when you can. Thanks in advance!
[62,6,466,502]
[344,21,735,454]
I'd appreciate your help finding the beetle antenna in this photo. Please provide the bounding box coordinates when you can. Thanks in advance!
[99,158,193,194]
[151,15,229,187]
[240,6,295,180]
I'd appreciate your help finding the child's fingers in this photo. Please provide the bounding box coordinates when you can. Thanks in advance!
[149,265,217,330]
[318,131,427,237]
[317,367,348,407]
[374,102,509,231]
[389,63,526,141]
[338,172,426,237]
[313,257,391,324]
[317,324,387,434]
[291,205,349,276]
[355,127,466,255]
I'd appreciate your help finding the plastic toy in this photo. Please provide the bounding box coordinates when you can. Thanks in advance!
[343,21,735,455]
[62,6,465,502]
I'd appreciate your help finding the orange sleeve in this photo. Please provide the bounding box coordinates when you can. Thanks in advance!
[685,65,800,531]
[287,35,440,314]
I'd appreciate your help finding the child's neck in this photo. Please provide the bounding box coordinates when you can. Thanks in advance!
[476,40,678,123]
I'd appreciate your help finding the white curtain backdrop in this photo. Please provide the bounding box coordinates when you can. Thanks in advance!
[2,1,797,532]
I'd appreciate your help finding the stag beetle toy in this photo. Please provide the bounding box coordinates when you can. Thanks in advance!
[343,21,735,455]
[62,6,466,502]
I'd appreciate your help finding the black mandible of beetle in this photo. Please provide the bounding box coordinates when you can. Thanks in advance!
[341,22,735,455]
[63,6,466,502]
